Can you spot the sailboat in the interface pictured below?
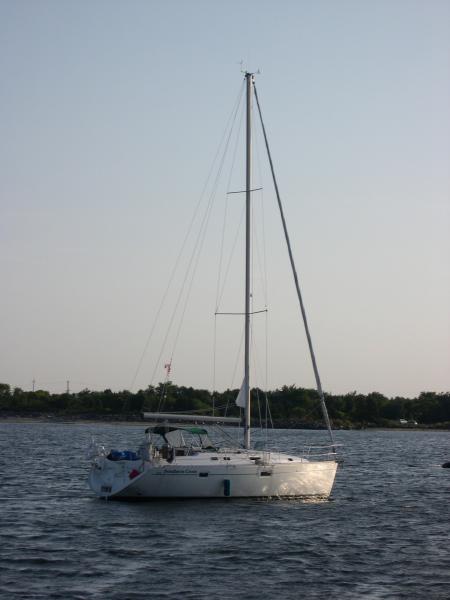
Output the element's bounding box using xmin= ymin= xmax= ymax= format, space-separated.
xmin=88 ymin=73 xmax=339 ymax=499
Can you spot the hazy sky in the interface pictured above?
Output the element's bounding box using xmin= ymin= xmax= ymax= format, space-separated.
xmin=1 ymin=0 xmax=449 ymax=398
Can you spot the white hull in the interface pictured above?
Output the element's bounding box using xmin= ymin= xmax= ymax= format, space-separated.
xmin=89 ymin=451 xmax=338 ymax=500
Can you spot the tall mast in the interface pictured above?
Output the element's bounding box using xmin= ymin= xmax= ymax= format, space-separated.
xmin=244 ymin=72 xmax=253 ymax=450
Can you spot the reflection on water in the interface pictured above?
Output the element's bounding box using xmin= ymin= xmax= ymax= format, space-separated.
xmin=0 ymin=423 xmax=449 ymax=599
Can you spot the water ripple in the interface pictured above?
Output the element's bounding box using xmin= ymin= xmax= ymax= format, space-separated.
xmin=1 ymin=424 xmax=450 ymax=599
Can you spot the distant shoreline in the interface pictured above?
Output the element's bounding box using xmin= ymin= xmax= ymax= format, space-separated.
xmin=1 ymin=414 xmax=448 ymax=431
xmin=2 ymin=384 xmax=448 ymax=430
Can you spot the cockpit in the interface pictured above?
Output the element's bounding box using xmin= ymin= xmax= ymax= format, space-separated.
xmin=144 ymin=425 xmax=217 ymax=462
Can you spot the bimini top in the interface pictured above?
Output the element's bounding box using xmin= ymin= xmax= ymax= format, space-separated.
xmin=145 ymin=425 xmax=208 ymax=436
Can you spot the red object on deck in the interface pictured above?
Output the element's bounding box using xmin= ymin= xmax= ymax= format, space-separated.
xmin=129 ymin=469 xmax=140 ymax=479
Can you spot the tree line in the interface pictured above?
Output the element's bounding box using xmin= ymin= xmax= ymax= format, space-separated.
xmin=0 ymin=382 xmax=449 ymax=428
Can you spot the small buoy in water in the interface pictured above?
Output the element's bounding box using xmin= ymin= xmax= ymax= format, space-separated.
xmin=442 ymin=462 xmax=450 ymax=468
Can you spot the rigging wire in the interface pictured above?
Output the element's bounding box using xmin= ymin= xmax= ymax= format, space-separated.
xmin=215 ymin=82 xmax=248 ymax=312
xmin=252 ymin=110 xmax=269 ymax=306
xmin=212 ymin=313 xmax=217 ymax=415
xmin=224 ymin=323 xmax=245 ymax=416
xmin=164 ymin=88 xmax=247 ymax=389
xmin=129 ymin=80 xmax=245 ymax=392
xmin=253 ymin=114 xmax=271 ymax=437
xmin=212 ymin=96 xmax=246 ymax=402
xmin=152 ymin=138 xmax=229 ymax=391
xmin=215 ymin=93 xmax=246 ymax=312
xmin=256 ymin=386 xmax=263 ymax=429
xmin=167 ymin=185 xmax=216 ymax=366
xmin=249 ymin=311 xmax=272 ymax=433
xmin=249 ymin=101 xmax=272 ymax=435
xmin=147 ymin=81 xmax=245 ymax=393
xmin=215 ymin=204 xmax=246 ymax=311
xmin=265 ymin=310 xmax=271 ymax=437
xmin=253 ymin=83 xmax=335 ymax=448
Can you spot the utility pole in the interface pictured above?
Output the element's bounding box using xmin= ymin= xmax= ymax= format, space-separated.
xmin=66 ymin=380 xmax=70 ymax=394
xmin=32 ymin=379 xmax=35 ymax=392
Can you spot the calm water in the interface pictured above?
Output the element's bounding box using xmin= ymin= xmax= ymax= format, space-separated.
xmin=0 ymin=423 xmax=449 ymax=599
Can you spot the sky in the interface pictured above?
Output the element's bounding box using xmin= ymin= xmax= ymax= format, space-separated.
xmin=1 ymin=0 xmax=449 ymax=398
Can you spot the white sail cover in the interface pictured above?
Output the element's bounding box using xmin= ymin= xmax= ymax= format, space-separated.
xmin=235 ymin=380 xmax=246 ymax=408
